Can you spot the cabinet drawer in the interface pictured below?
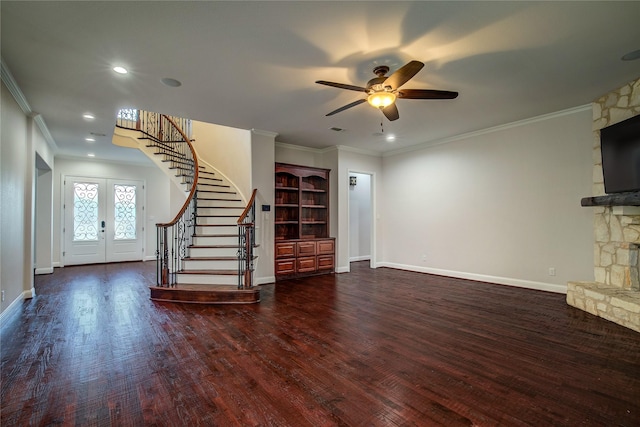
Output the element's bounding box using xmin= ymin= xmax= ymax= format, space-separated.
xmin=316 ymin=239 xmax=335 ymax=255
xmin=275 ymin=242 xmax=296 ymax=259
xmin=297 ymin=241 xmax=316 ymax=257
xmin=275 ymin=259 xmax=296 ymax=275
xmin=317 ymin=255 xmax=334 ymax=271
xmin=297 ymin=256 xmax=316 ymax=273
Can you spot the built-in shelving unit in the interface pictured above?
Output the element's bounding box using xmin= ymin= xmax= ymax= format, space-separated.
xmin=275 ymin=163 xmax=335 ymax=279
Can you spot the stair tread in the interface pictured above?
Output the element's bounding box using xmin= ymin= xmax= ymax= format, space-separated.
xmin=178 ymin=269 xmax=239 ymax=275
xmin=189 ymin=244 xmax=239 ymax=248
xmin=151 ymin=284 xmax=254 ymax=292
xmin=197 ymin=190 xmax=236 ymax=194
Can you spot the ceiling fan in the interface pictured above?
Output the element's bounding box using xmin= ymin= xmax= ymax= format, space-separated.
xmin=316 ymin=60 xmax=458 ymax=121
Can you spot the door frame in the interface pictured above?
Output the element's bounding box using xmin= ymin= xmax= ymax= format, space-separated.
xmin=346 ymin=168 xmax=376 ymax=271
xmin=60 ymin=174 xmax=146 ymax=267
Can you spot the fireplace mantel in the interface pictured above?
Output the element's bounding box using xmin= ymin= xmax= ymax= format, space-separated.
xmin=581 ymin=191 xmax=640 ymax=207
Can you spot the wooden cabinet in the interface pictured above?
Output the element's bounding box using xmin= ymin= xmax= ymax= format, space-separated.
xmin=275 ymin=238 xmax=335 ymax=278
xmin=275 ymin=163 xmax=335 ymax=279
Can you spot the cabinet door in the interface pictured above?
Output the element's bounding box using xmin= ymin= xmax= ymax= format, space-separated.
xmin=317 ymin=255 xmax=334 ymax=271
xmin=275 ymin=242 xmax=295 ymax=259
xmin=297 ymin=256 xmax=316 ymax=273
xmin=275 ymin=259 xmax=296 ymax=275
xmin=297 ymin=241 xmax=316 ymax=257
xmin=316 ymin=239 xmax=335 ymax=255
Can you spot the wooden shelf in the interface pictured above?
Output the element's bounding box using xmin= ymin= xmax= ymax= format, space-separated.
xmin=275 ymin=163 xmax=334 ymax=279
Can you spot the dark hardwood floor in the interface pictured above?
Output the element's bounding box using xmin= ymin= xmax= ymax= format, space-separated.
xmin=1 ymin=261 xmax=639 ymax=426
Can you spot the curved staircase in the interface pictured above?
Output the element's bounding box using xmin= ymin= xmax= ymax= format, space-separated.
xmin=114 ymin=110 xmax=259 ymax=304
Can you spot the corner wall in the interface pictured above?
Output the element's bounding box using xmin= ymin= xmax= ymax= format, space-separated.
xmin=1 ymin=81 xmax=55 ymax=321
xmin=380 ymin=106 xmax=594 ymax=292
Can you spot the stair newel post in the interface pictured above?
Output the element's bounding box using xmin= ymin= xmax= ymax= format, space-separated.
xmin=160 ymin=226 xmax=169 ymax=287
xmin=237 ymin=189 xmax=257 ymax=289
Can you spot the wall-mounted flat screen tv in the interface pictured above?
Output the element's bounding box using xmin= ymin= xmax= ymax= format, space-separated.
xmin=600 ymin=114 xmax=640 ymax=194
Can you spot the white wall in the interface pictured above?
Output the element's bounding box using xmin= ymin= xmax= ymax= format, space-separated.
xmin=251 ymin=130 xmax=276 ymax=283
xmin=1 ymin=82 xmax=30 ymax=317
xmin=191 ymin=120 xmax=252 ymax=201
xmin=53 ymin=157 xmax=173 ymax=264
xmin=381 ymin=107 xmax=594 ymax=292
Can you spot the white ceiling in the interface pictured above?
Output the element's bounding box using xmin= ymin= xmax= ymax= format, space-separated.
xmin=2 ymin=1 xmax=640 ymax=164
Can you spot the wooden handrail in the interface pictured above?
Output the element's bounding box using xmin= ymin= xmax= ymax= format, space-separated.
xmin=237 ymin=189 xmax=258 ymax=224
xmin=155 ymin=114 xmax=200 ymax=227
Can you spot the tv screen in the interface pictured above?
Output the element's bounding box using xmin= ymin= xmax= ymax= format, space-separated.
xmin=600 ymin=114 xmax=640 ymax=194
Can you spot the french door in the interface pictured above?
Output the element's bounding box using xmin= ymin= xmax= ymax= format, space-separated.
xmin=64 ymin=177 xmax=144 ymax=265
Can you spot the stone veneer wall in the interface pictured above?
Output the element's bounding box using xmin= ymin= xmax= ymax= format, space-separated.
xmin=567 ymin=77 xmax=640 ymax=333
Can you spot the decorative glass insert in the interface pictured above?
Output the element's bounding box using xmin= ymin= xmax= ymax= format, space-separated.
xmin=73 ymin=182 xmax=99 ymax=241
xmin=117 ymin=108 xmax=138 ymax=121
xmin=114 ymin=184 xmax=136 ymax=240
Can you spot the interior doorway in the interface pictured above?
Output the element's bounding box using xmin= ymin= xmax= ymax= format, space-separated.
xmin=348 ymin=171 xmax=374 ymax=268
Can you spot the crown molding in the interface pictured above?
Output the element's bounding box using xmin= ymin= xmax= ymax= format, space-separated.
xmin=383 ymin=104 xmax=593 ymax=158
xmin=275 ymin=141 xmax=323 ymax=153
xmin=251 ymin=128 xmax=279 ymax=138
xmin=335 ymin=144 xmax=381 ymax=157
xmin=1 ymin=57 xmax=59 ymax=152
xmin=1 ymin=57 xmax=31 ymax=114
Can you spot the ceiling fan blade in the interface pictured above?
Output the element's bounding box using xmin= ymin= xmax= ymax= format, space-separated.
xmin=383 ymin=60 xmax=424 ymax=90
xmin=316 ymin=80 xmax=368 ymax=92
xmin=381 ymin=103 xmax=399 ymax=121
xmin=397 ymin=89 xmax=459 ymax=99
xmin=326 ymin=99 xmax=367 ymax=116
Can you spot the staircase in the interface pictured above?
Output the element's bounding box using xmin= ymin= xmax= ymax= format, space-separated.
xmin=114 ymin=110 xmax=259 ymax=304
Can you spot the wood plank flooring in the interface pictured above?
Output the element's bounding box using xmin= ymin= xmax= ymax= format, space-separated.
xmin=2 ymin=261 xmax=639 ymax=426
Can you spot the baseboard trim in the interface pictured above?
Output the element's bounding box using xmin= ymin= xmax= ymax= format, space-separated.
xmin=255 ymin=276 xmax=276 ymax=286
xmin=35 ymin=267 xmax=54 ymax=275
xmin=336 ymin=266 xmax=350 ymax=274
xmin=378 ymin=262 xmax=567 ymax=294
xmin=349 ymin=256 xmax=371 ymax=262
xmin=144 ymin=256 xmax=156 ymax=262
xmin=0 ymin=292 xmax=26 ymax=327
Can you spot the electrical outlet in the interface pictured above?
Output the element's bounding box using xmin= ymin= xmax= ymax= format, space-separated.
xmin=1 ymin=290 xmax=4 ymax=302
xmin=422 ymin=254 xmax=427 ymax=262
xmin=548 ymin=267 xmax=556 ymax=276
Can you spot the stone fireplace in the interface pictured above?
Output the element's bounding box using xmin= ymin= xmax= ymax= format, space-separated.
xmin=566 ymin=77 xmax=640 ymax=333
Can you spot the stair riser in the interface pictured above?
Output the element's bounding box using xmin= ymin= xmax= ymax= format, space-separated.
xmin=198 ymin=203 xmax=244 ymax=211
xmin=177 ymin=274 xmax=240 ymax=286
xmin=195 ymin=225 xmax=237 ymax=235
xmin=197 ymin=194 xmax=241 ymax=202
xmin=197 ymin=207 xmax=244 ymax=215
xmin=189 ymin=247 xmax=238 ymax=257
xmin=183 ymin=259 xmax=238 ymax=270
xmin=192 ymin=236 xmax=237 ymax=246
xmin=196 ymin=216 xmax=238 ymax=226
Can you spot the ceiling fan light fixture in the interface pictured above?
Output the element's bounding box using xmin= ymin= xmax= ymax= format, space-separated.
xmin=367 ymin=91 xmax=396 ymax=108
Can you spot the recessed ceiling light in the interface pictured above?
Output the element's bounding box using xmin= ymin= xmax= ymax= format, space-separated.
xmin=83 ymin=113 xmax=95 ymax=120
xmin=113 ymin=66 xmax=128 ymax=74
xmin=87 ymin=153 xmax=95 ymax=158
xmin=161 ymin=77 xmax=182 ymax=87
xmin=621 ymin=49 xmax=640 ymax=61
xmin=85 ymin=137 xmax=96 ymax=142
xmin=386 ymin=135 xmax=396 ymax=142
